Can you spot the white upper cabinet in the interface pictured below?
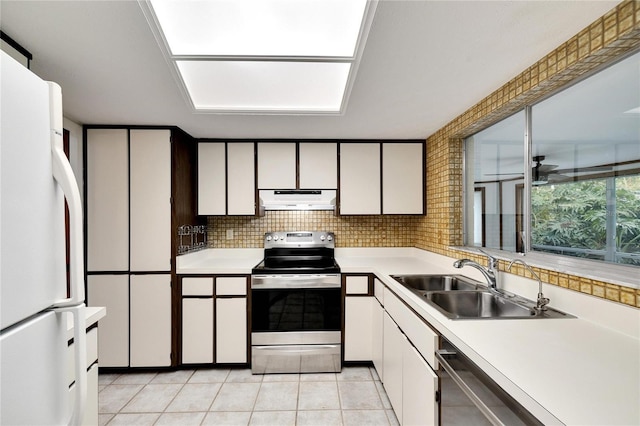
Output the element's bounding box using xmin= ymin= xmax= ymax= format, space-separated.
xmin=86 ymin=129 xmax=129 ymax=272
xmin=227 ymin=143 xmax=256 ymax=215
xmin=129 ymin=129 xmax=171 ymax=272
xmin=299 ymin=142 xmax=337 ymax=189
xmin=198 ymin=142 xmax=255 ymax=215
xmin=198 ymin=143 xmax=226 ymax=215
xmin=339 ymin=143 xmax=381 ymax=215
xmin=258 ymin=143 xmax=296 ymax=189
xmin=382 ymin=143 xmax=424 ymax=214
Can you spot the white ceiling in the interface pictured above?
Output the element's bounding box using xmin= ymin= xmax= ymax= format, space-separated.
xmin=0 ymin=0 xmax=620 ymax=140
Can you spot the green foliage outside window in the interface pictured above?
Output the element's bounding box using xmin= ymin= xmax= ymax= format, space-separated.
xmin=531 ymin=176 xmax=640 ymax=266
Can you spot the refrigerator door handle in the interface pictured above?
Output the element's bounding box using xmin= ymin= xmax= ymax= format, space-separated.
xmin=48 ymin=82 xmax=88 ymax=425
xmin=48 ymin=82 xmax=85 ymax=308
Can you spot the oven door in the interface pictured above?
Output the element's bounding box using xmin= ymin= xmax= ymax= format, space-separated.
xmin=250 ymin=274 xmax=341 ymax=373
xmin=251 ymin=274 xmax=341 ymax=333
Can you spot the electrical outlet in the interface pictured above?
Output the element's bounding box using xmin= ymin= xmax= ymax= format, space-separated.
xmin=226 ymin=229 xmax=233 ymax=240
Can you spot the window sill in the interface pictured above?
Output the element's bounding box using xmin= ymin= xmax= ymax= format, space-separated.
xmin=452 ymin=246 xmax=640 ymax=290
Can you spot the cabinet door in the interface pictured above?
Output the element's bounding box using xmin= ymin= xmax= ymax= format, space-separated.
xmin=382 ymin=143 xmax=424 ymax=214
xmin=403 ymin=342 xmax=438 ymax=426
xmin=372 ymin=298 xmax=384 ymax=381
xmin=344 ymin=297 xmax=373 ymax=361
xmin=383 ymin=312 xmax=404 ymax=423
xmin=339 ymin=143 xmax=381 ymax=214
xmin=384 ymin=287 xmax=439 ymax=369
xmin=198 ymin=143 xmax=226 ymax=215
xmin=129 ymin=129 xmax=171 ymax=272
xmin=258 ymin=143 xmax=296 ymax=189
xmin=299 ymin=142 xmax=337 ymax=189
xmin=86 ymin=129 xmax=129 ymax=271
xmin=216 ymin=298 xmax=247 ymax=363
xmin=182 ymin=298 xmax=214 ymax=364
xmin=227 ymin=143 xmax=256 ymax=215
xmin=130 ymin=274 xmax=172 ymax=367
xmin=87 ymin=275 xmax=129 ymax=367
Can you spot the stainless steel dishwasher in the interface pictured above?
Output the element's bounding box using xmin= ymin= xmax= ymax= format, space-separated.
xmin=436 ymin=337 xmax=544 ymax=426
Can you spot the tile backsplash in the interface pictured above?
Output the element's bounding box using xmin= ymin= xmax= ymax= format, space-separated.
xmin=207 ymin=211 xmax=419 ymax=248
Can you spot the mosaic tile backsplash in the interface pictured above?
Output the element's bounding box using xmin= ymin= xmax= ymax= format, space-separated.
xmin=205 ymin=1 xmax=640 ymax=308
xmin=207 ymin=211 xmax=419 ymax=248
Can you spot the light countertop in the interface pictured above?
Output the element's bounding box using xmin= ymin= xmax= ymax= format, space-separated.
xmin=66 ymin=306 xmax=106 ymax=339
xmin=177 ymin=247 xmax=640 ymax=425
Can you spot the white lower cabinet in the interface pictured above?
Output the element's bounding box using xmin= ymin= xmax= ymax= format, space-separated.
xmin=182 ymin=298 xmax=214 ymax=364
xmin=403 ymin=340 xmax=438 ymax=426
xmin=87 ymin=275 xmax=129 ymax=367
xmin=372 ymin=297 xmax=384 ymax=380
xmin=216 ymin=298 xmax=247 ymax=363
xmin=378 ymin=285 xmax=439 ymax=426
xmin=180 ymin=275 xmax=248 ymax=365
xmin=383 ymin=312 xmax=405 ymax=423
xmin=130 ymin=274 xmax=172 ymax=367
xmin=344 ymin=296 xmax=374 ymax=361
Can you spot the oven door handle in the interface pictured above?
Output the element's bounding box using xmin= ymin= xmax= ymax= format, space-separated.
xmin=251 ymin=275 xmax=341 ymax=289
xmin=253 ymin=344 xmax=340 ymax=356
xmin=435 ymin=349 xmax=506 ymax=426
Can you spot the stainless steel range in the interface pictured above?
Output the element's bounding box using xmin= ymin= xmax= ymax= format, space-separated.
xmin=251 ymin=231 xmax=341 ymax=374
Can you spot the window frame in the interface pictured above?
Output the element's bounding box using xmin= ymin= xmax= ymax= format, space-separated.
xmin=460 ymin=52 xmax=640 ymax=290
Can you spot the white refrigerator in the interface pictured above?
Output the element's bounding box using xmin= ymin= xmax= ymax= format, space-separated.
xmin=1 ymin=50 xmax=88 ymax=425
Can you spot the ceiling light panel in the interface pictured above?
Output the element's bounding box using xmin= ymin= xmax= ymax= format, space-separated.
xmin=176 ymin=60 xmax=351 ymax=112
xmin=149 ymin=0 xmax=368 ymax=57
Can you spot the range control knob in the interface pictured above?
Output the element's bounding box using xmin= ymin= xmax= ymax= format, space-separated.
xmin=266 ymin=235 xmax=272 ymax=241
xmin=327 ymin=235 xmax=333 ymax=241
xmin=320 ymin=235 xmax=326 ymax=241
xmin=273 ymin=235 xmax=279 ymax=241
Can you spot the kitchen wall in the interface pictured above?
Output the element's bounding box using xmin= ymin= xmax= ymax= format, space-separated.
xmin=415 ymin=0 xmax=640 ymax=308
xmin=205 ymin=1 xmax=639 ymax=307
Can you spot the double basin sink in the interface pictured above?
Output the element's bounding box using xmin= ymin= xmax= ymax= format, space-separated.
xmin=391 ymin=274 xmax=571 ymax=319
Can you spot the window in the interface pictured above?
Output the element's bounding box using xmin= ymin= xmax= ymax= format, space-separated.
xmin=465 ymin=50 xmax=640 ymax=269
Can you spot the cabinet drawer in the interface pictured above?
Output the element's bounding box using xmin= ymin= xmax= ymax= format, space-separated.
xmin=345 ymin=276 xmax=369 ymax=295
xmin=182 ymin=277 xmax=214 ymax=296
xmin=384 ymin=287 xmax=438 ymax=369
xmin=216 ymin=277 xmax=247 ymax=296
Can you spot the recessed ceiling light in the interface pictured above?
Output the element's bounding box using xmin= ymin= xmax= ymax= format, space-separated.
xmin=140 ymin=0 xmax=377 ymax=115
xmin=176 ymin=60 xmax=351 ymax=112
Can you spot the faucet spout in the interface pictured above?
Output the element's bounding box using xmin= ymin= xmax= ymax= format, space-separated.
xmin=453 ymin=259 xmax=497 ymax=291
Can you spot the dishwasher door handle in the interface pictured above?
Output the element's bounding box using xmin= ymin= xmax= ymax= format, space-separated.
xmin=435 ymin=349 xmax=506 ymax=426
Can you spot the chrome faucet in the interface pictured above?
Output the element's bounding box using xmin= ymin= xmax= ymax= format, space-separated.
xmin=507 ymin=258 xmax=549 ymax=312
xmin=453 ymin=250 xmax=499 ymax=292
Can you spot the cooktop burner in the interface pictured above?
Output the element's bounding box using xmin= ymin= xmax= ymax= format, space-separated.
xmin=252 ymin=231 xmax=340 ymax=275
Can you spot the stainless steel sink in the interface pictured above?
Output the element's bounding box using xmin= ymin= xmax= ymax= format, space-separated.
xmin=425 ymin=290 xmax=572 ymax=320
xmin=391 ymin=274 xmax=573 ymax=320
xmin=391 ymin=274 xmax=482 ymax=293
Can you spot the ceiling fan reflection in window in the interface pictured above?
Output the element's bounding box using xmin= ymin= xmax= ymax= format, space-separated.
xmin=486 ymin=155 xmax=612 ymax=185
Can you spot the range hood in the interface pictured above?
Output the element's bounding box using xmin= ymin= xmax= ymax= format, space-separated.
xmin=259 ymin=189 xmax=336 ymax=212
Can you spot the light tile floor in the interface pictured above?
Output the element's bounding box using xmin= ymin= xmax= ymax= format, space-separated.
xmin=98 ymin=366 xmax=399 ymax=426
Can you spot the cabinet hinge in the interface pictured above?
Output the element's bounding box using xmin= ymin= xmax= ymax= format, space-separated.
xmin=435 ymin=390 xmax=441 ymax=403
